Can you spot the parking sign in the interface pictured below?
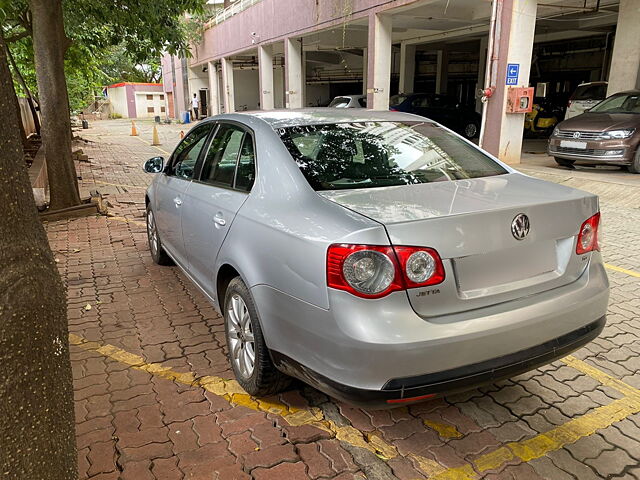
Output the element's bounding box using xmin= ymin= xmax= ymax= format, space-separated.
xmin=506 ymin=63 xmax=519 ymax=85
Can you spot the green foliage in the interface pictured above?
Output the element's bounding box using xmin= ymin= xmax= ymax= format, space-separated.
xmin=108 ymin=112 xmax=122 ymax=119
xmin=1 ymin=0 xmax=207 ymax=111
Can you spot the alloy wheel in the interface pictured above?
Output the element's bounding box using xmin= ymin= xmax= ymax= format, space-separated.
xmin=464 ymin=123 xmax=478 ymax=138
xmin=147 ymin=210 xmax=158 ymax=256
xmin=226 ymin=294 xmax=255 ymax=379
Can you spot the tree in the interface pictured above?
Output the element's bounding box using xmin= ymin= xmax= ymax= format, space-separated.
xmin=0 ymin=33 xmax=77 ymax=479
xmin=29 ymin=0 xmax=81 ymax=210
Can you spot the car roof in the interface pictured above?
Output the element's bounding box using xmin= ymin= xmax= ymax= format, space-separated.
xmin=209 ymin=108 xmax=426 ymax=129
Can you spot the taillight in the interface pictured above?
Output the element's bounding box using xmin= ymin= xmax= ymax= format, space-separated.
xmin=327 ymin=244 xmax=445 ymax=299
xmin=576 ymin=213 xmax=600 ymax=254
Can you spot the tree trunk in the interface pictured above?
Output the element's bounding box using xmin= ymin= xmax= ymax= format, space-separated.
xmin=0 ymin=34 xmax=77 ymax=480
xmin=5 ymin=41 xmax=42 ymax=136
xmin=29 ymin=0 xmax=81 ymax=210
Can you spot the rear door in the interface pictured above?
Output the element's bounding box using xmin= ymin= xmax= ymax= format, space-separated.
xmin=181 ymin=122 xmax=256 ymax=295
xmin=154 ymin=123 xmax=213 ymax=265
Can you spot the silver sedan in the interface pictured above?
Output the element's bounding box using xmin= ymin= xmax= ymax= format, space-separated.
xmin=143 ymin=109 xmax=609 ymax=407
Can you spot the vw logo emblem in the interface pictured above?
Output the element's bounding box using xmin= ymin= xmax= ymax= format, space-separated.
xmin=511 ymin=214 xmax=530 ymax=240
xmin=573 ymin=132 xmax=581 ymax=139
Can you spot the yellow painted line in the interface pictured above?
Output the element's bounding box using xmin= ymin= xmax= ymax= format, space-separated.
xmin=95 ymin=180 xmax=147 ymax=189
xmin=563 ymin=355 xmax=640 ymax=399
xmin=67 ymin=333 xmax=442 ymax=473
xmin=423 ymin=419 xmax=463 ymax=439
xmin=604 ymin=263 xmax=640 ymax=279
xmin=133 ymin=135 xmax=171 ymax=155
xmin=107 ymin=215 xmax=146 ymax=228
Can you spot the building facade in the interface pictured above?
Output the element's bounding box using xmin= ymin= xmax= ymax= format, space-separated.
xmin=106 ymin=82 xmax=166 ymax=119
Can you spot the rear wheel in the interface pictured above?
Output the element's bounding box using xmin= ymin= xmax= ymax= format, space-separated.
xmin=146 ymin=205 xmax=173 ymax=265
xmin=554 ymin=157 xmax=575 ymax=169
xmin=628 ymin=148 xmax=640 ymax=174
xmin=224 ymin=277 xmax=291 ymax=396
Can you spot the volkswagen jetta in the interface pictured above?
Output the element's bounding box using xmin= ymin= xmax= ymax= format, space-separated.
xmin=143 ymin=109 xmax=609 ymax=407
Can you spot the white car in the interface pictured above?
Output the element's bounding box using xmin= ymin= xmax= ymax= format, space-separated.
xmin=328 ymin=95 xmax=366 ymax=108
xmin=565 ymin=82 xmax=608 ymax=120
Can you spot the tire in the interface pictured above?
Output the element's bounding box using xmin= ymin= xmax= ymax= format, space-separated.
xmin=628 ymin=148 xmax=640 ymax=174
xmin=146 ymin=205 xmax=173 ymax=265
xmin=462 ymin=121 xmax=479 ymax=139
xmin=554 ymin=157 xmax=575 ymax=169
xmin=223 ymin=277 xmax=291 ymax=396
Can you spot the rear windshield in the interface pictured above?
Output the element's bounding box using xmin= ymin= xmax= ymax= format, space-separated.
xmin=389 ymin=94 xmax=409 ymax=106
xmin=590 ymin=93 xmax=640 ymax=114
xmin=571 ymin=84 xmax=607 ymax=101
xmin=277 ymin=121 xmax=507 ymax=191
xmin=328 ymin=97 xmax=350 ymax=108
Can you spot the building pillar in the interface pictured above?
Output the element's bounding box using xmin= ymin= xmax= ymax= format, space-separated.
xmin=207 ymin=61 xmax=221 ymax=116
xmin=607 ymin=0 xmax=640 ymax=95
xmin=476 ymin=36 xmax=489 ymax=113
xmin=285 ymin=37 xmax=304 ymax=109
xmin=362 ymin=48 xmax=368 ymax=95
xmin=221 ymin=57 xmax=235 ymax=113
xmin=258 ymin=45 xmax=275 ymax=110
xmin=366 ymin=13 xmax=392 ymax=111
xmin=399 ymin=43 xmax=416 ymax=94
xmin=435 ymin=49 xmax=448 ymax=94
xmin=480 ymin=0 xmax=537 ymax=165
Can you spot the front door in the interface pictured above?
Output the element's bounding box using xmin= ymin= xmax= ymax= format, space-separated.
xmin=154 ymin=123 xmax=213 ymax=266
xmin=181 ymin=123 xmax=256 ymax=296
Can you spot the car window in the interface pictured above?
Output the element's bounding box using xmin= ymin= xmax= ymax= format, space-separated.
xmin=329 ymin=97 xmax=350 ymax=108
xmin=358 ymin=97 xmax=367 ymax=108
xmin=200 ymin=124 xmax=245 ymax=187
xmin=389 ymin=94 xmax=409 ymax=107
xmin=571 ymin=84 xmax=607 ymax=101
xmin=278 ymin=121 xmax=507 ymax=191
xmin=590 ymin=93 xmax=640 ymax=114
xmin=170 ymin=124 xmax=212 ymax=180
xmin=235 ymin=135 xmax=256 ymax=192
xmin=411 ymin=96 xmax=430 ymax=108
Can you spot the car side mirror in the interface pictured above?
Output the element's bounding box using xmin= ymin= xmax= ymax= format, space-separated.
xmin=143 ymin=156 xmax=164 ymax=173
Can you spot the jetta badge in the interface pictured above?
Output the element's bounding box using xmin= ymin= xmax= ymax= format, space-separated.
xmin=511 ymin=214 xmax=530 ymax=240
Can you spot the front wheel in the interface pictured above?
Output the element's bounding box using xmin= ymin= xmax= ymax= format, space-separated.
xmin=554 ymin=157 xmax=575 ymax=169
xmin=462 ymin=121 xmax=479 ymax=139
xmin=146 ymin=205 xmax=173 ymax=265
xmin=224 ymin=277 xmax=291 ymax=396
xmin=627 ymin=148 xmax=640 ymax=174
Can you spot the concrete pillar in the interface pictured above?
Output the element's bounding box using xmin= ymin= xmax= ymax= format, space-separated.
xmin=362 ymin=48 xmax=368 ymax=95
xmin=207 ymin=61 xmax=221 ymax=116
xmin=221 ymin=57 xmax=235 ymax=113
xmin=285 ymin=37 xmax=304 ymax=109
xmin=435 ymin=49 xmax=448 ymax=94
xmin=480 ymin=0 xmax=537 ymax=165
xmin=258 ymin=45 xmax=275 ymax=110
xmin=399 ymin=43 xmax=416 ymax=94
xmin=366 ymin=13 xmax=392 ymax=110
xmin=607 ymin=0 xmax=640 ymax=95
xmin=476 ymin=36 xmax=489 ymax=113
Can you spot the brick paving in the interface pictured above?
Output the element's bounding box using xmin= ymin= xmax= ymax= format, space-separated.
xmin=44 ymin=119 xmax=640 ymax=479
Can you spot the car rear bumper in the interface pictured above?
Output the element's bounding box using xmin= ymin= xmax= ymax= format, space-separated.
xmin=271 ymin=316 xmax=605 ymax=408
xmin=252 ymin=255 xmax=609 ymax=405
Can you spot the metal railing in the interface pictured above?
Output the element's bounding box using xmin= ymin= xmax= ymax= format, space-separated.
xmin=208 ymin=0 xmax=263 ymax=26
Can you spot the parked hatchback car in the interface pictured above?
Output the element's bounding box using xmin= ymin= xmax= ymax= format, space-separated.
xmin=144 ymin=109 xmax=608 ymax=407
xmin=549 ymin=90 xmax=640 ymax=173
xmin=389 ymin=93 xmax=481 ymax=139
xmin=328 ymin=95 xmax=366 ymax=108
xmin=565 ymin=81 xmax=608 ymax=120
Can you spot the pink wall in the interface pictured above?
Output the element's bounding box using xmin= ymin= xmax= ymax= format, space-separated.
xmin=189 ymin=0 xmax=419 ymax=66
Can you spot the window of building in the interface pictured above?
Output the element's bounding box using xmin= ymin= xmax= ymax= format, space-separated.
xmin=147 ymin=106 xmax=155 ymax=113
xmin=160 ymin=106 xmax=166 ymax=113
xmin=160 ymin=94 xmax=165 ymax=101
xmin=146 ymin=94 xmax=154 ymax=100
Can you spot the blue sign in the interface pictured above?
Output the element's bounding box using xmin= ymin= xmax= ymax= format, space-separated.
xmin=506 ymin=63 xmax=519 ymax=85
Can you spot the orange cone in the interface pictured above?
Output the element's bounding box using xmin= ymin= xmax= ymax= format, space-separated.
xmin=152 ymin=125 xmax=161 ymax=146
xmin=179 ymin=130 xmax=184 ymax=139
xmin=130 ymin=120 xmax=138 ymax=136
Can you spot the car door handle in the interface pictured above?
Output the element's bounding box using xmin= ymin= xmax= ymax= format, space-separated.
xmin=213 ymin=216 xmax=226 ymax=227
xmin=173 ymin=197 xmax=182 ymax=207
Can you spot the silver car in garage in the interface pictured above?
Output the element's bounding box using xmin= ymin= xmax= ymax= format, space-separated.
xmin=143 ymin=109 xmax=609 ymax=407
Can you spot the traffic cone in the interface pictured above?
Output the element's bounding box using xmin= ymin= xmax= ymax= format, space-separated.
xmin=130 ymin=120 xmax=138 ymax=136
xmin=179 ymin=130 xmax=184 ymax=139
xmin=152 ymin=125 xmax=161 ymax=146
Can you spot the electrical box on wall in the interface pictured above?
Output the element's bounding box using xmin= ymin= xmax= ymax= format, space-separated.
xmin=506 ymin=87 xmax=534 ymax=113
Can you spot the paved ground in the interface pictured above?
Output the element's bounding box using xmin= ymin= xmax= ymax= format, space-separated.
xmin=47 ymin=118 xmax=640 ymax=479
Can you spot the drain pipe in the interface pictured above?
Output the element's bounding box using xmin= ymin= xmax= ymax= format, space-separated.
xmin=479 ymin=0 xmax=503 ymax=148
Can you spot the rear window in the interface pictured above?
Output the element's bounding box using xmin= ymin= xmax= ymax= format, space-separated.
xmin=329 ymin=97 xmax=350 ymax=108
xmin=389 ymin=94 xmax=409 ymax=106
xmin=277 ymin=122 xmax=507 ymax=191
xmin=571 ymin=84 xmax=607 ymax=101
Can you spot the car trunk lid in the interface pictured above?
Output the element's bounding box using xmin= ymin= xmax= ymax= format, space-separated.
xmin=319 ymin=173 xmax=598 ymax=316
